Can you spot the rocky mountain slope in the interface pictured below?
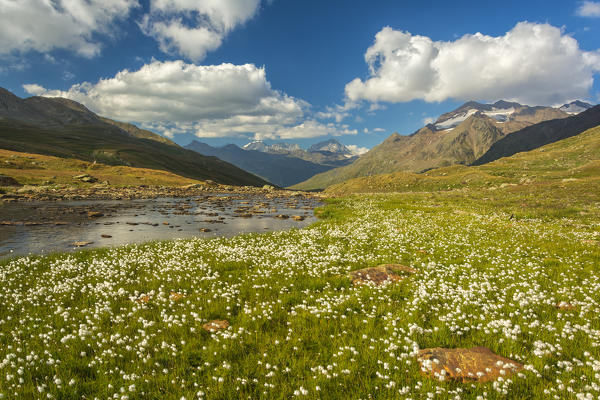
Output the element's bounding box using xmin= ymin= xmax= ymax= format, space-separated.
xmin=292 ymin=100 xmax=575 ymax=190
xmin=473 ymin=105 xmax=600 ymax=165
xmin=0 ymin=88 xmax=267 ymax=186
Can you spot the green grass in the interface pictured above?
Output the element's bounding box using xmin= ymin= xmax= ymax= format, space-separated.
xmin=0 ymin=148 xmax=206 ymax=187
xmin=0 ymin=179 xmax=599 ymax=399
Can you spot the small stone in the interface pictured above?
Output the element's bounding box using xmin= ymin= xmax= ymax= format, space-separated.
xmin=202 ymin=319 xmax=230 ymax=332
xmin=73 ymin=241 xmax=93 ymax=247
xmin=417 ymin=347 xmax=523 ymax=383
xmin=182 ymin=183 xmax=205 ymax=190
xmin=291 ymin=215 xmax=305 ymax=221
xmin=199 ymin=228 xmax=212 ymax=232
xmin=87 ymin=211 xmax=104 ymax=218
xmin=101 ymin=234 xmax=112 ymax=238
xmin=0 ymin=221 xmax=20 ymax=226
xmin=275 ymin=214 xmax=289 ymax=219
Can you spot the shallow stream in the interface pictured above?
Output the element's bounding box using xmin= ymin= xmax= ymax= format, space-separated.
xmin=0 ymin=193 xmax=320 ymax=258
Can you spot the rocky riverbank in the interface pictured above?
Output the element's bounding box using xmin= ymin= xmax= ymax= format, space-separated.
xmin=0 ymin=181 xmax=323 ymax=203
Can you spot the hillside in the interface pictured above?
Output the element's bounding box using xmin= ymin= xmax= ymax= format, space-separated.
xmin=0 ymin=88 xmax=267 ymax=186
xmin=473 ymin=105 xmax=600 ymax=165
xmin=0 ymin=148 xmax=202 ymax=187
xmin=292 ymin=100 xmax=571 ymax=190
xmin=326 ymin=124 xmax=600 ymax=195
xmin=185 ymin=141 xmax=335 ymax=187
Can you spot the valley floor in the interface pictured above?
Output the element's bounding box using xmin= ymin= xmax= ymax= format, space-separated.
xmin=0 ymin=183 xmax=599 ymax=399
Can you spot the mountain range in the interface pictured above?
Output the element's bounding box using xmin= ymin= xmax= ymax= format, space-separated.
xmin=291 ymin=100 xmax=594 ymax=190
xmin=1 ymin=86 xmax=597 ymax=192
xmin=0 ymin=88 xmax=267 ymax=186
xmin=186 ymin=138 xmax=357 ymax=187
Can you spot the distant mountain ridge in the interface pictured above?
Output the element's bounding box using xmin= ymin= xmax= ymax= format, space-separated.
xmin=186 ymin=138 xmax=357 ymax=187
xmin=243 ymin=138 xmax=354 ymax=157
xmin=292 ymin=100 xmax=588 ymax=190
xmin=0 ymin=88 xmax=267 ymax=186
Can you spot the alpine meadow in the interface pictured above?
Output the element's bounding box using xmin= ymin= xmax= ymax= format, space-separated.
xmin=0 ymin=1 xmax=599 ymax=399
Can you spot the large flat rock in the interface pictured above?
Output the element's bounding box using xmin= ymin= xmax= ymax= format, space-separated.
xmin=417 ymin=346 xmax=523 ymax=383
xmin=350 ymin=264 xmax=417 ymax=286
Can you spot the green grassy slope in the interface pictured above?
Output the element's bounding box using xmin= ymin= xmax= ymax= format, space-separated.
xmin=0 ymin=121 xmax=268 ymax=186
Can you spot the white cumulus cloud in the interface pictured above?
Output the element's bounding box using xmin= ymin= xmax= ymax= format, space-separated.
xmin=576 ymin=1 xmax=600 ymax=17
xmin=346 ymin=145 xmax=369 ymax=155
xmin=141 ymin=0 xmax=262 ymax=61
xmin=24 ymin=60 xmax=353 ymax=140
xmin=0 ymin=0 xmax=139 ymax=57
xmin=345 ymin=22 xmax=600 ymax=106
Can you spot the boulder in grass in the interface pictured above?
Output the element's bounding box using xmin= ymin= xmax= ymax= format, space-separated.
xmin=350 ymin=264 xmax=416 ymax=286
xmin=417 ymin=347 xmax=523 ymax=383
xmin=0 ymin=175 xmax=21 ymax=186
xmin=202 ymin=319 xmax=229 ymax=332
xmin=556 ymin=301 xmax=578 ymax=311
xmin=73 ymin=174 xmax=98 ymax=183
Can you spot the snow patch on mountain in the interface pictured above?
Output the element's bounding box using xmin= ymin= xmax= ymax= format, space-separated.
xmin=434 ymin=101 xmax=520 ymax=131
xmin=242 ymin=140 xmax=268 ymax=152
xmin=308 ymin=139 xmax=352 ymax=155
xmin=559 ymin=101 xmax=594 ymax=115
xmin=243 ymin=138 xmax=353 ymax=156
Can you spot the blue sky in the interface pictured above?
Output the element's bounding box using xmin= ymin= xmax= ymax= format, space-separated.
xmin=1 ymin=0 xmax=600 ymax=153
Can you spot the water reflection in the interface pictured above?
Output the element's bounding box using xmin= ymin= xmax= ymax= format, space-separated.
xmin=0 ymin=194 xmax=320 ymax=258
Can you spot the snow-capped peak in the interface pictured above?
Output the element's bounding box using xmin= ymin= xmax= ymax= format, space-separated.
xmin=433 ymin=101 xmax=520 ymax=131
xmin=242 ymin=140 xmax=268 ymax=152
xmin=308 ymin=138 xmax=351 ymax=155
xmin=559 ymin=101 xmax=594 ymax=115
xmin=269 ymin=142 xmax=301 ymax=153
